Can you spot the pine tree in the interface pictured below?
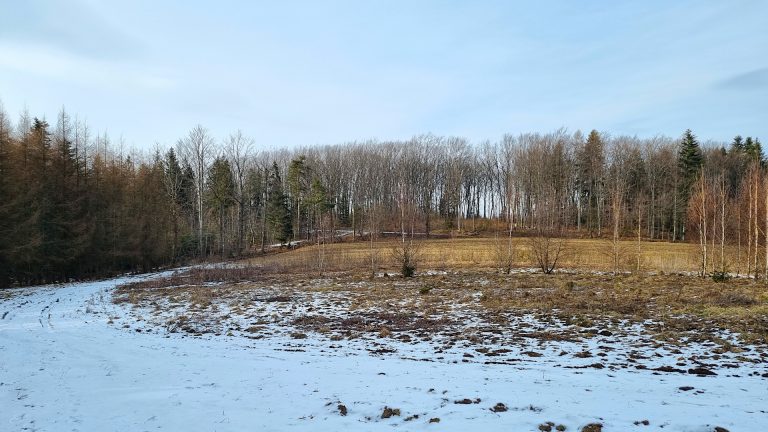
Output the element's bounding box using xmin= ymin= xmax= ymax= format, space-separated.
xmin=308 ymin=178 xmax=334 ymax=229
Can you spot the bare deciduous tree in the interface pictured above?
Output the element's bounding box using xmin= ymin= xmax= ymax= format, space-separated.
xmin=224 ymin=130 xmax=254 ymax=255
xmin=178 ymin=125 xmax=213 ymax=257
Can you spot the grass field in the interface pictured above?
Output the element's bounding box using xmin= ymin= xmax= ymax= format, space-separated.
xmin=246 ymin=236 xmax=706 ymax=275
xmin=234 ymin=236 xmax=768 ymax=342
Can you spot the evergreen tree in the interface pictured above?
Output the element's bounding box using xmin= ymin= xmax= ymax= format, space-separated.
xmin=134 ymin=158 xmax=173 ymax=271
xmin=679 ymin=129 xmax=703 ymax=186
xmin=676 ymin=129 xmax=703 ymax=240
xmin=287 ymin=155 xmax=310 ymax=239
xmin=162 ymin=148 xmax=185 ymax=259
xmin=730 ymin=135 xmax=744 ymax=153
xmin=245 ymin=166 xmax=266 ymax=251
xmin=206 ymin=157 xmax=235 ymax=256
xmin=744 ymin=136 xmax=764 ymax=163
xmin=577 ymin=130 xmax=605 ymax=236
xmin=267 ymin=162 xmax=292 ymax=245
xmin=308 ymin=178 xmax=334 ymax=226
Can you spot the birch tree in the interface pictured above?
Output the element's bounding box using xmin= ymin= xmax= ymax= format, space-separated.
xmin=178 ymin=125 xmax=213 ymax=257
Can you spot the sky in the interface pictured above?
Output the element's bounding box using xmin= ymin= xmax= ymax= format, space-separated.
xmin=0 ymin=0 xmax=766 ymax=151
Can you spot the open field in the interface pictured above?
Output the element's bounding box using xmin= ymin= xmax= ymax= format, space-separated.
xmin=114 ymin=264 xmax=768 ymax=345
xmin=3 ymin=239 xmax=768 ymax=431
xmin=248 ymin=236 xmax=710 ymax=275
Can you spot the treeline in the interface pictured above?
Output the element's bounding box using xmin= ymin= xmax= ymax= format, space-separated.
xmin=0 ymin=102 xmax=764 ymax=286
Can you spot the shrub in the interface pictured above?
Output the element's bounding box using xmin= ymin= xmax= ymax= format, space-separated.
xmin=391 ymin=240 xmax=420 ymax=278
xmin=711 ymin=271 xmax=731 ymax=283
xmin=715 ymin=291 xmax=757 ymax=307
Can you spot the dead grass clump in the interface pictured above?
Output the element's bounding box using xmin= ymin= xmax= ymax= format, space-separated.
xmin=165 ymin=315 xmax=190 ymax=333
xmin=411 ymin=316 xmax=451 ymax=332
xmin=263 ymin=295 xmax=292 ymax=303
xmin=292 ymin=315 xmax=331 ymax=327
xmin=713 ymin=291 xmax=758 ymax=307
xmin=340 ymin=316 xmax=368 ymax=330
xmin=189 ymin=287 xmax=215 ymax=308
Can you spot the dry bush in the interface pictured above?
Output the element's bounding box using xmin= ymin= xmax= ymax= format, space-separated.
xmin=492 ymin=233 xmax=516 ymax=274
xmin=390 ymin=240 xmax=422 ymax=277
xmin=599 ymin=239 xmax=634 ymax=275
xmin=528 ymin=236 xmax=567 ymax=274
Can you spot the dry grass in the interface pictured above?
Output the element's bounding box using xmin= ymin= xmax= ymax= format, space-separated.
xmin=110 ymin=237 xmax=768 ymax=346
xmin=473 ymin=272 xmax=768 ymax=341
xmin=245 ymin=237 xmax=704 ymax=274
xmin=114 ymin=258 xmax=768 ymax=344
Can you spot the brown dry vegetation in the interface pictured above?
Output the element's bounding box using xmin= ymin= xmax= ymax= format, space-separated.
xmin=474 ymin=271 xmax=768 ymax=343
xmin=247 ymin=237 xmax=704 ymax=275
xmin=113 ymin=239 xmax=768 ymax=345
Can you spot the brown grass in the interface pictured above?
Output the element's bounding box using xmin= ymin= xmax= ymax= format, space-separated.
xmin=112 ymin=237 xmax=768 ymax=345
xmin=473 ymin=272 xmax=768 ymax=340
xmin=114 ymin=259 xmax=768 ymax=344
xmin=245 ymin=237 xmax=703 ymax=274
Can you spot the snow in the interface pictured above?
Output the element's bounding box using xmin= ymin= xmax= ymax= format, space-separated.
xmin=1 ymin=272 xmax=766 ymax=431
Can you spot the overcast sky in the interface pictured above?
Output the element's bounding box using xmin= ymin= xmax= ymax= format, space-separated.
xmin=1 ymin=0 xmax=766 ymax=150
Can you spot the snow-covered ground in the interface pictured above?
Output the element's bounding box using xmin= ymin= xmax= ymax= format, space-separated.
xmin=1 ymin=272 xmax=766 ymax=431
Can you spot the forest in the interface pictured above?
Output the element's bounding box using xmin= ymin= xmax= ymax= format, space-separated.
xmin=0 ymin=104 xmax=764 ymax=287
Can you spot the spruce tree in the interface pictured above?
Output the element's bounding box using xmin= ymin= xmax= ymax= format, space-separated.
xmin=730 ymin=135 xmax=744 ymax=153
xmin=677 ymin=129 xmax=703 ymax=240
xmin=266 ymin=162 xmax=292 ymax=245
xmin=578 ymin=129 xmax=605 ymax=236
xmin=206 ymin=157 xmax=235 ymax=255
xmin=744 ymin=136 xmax=764 ymax=163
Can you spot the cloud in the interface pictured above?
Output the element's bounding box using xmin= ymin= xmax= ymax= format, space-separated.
xmin=716 ymin=67 xmax=768 ymax=91
xmin=0 ymin=0 xmax=139 ymax=60
xmin=0 ymin=42 xmax=175 ymax=92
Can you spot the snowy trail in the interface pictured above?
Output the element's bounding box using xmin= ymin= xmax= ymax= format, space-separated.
xmin=1 ymin=275 xmax=766 ymax=431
